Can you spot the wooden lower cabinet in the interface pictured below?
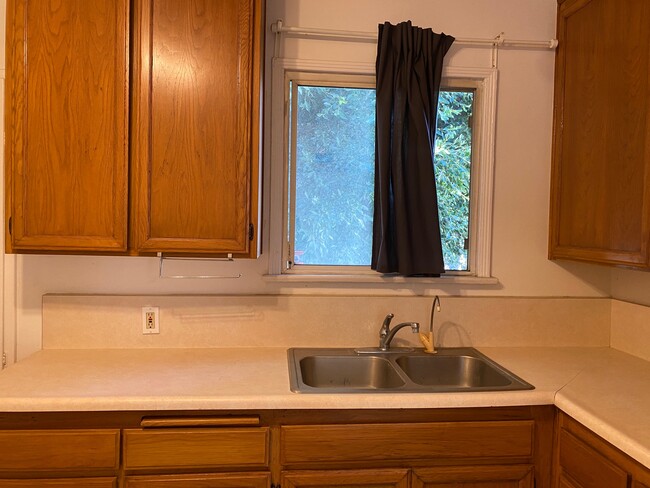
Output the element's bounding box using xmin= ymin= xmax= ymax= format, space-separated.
xmin=412 ymin=466 xmax=533 ymax=488
xmin=124 ymin=472 xmax=271 ymax=488
xmin=122 ymin=427 xmax=269 ymax=472
xmin=0 ymin=429 xmax=119 ymax=487
xmin=0 ymin=407 xmax=557 ymax=488
xmin=281 ymin=466 xmax=534 ymax=488
xmin=0 ymin=479 xmax=116 ymax=488
xmin=281 ymin=469 xmax=410 ymax=488
xmin=553 ymin=412 xmax=650 ymax=488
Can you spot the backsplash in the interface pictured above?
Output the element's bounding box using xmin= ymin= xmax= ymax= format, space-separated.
xmin=42 ymin=295 xmax=611 ymax=350
xmin=610 ymin=300 xmax=650 ymax=362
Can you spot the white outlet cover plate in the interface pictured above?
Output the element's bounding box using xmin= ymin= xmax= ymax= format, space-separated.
xmin=142 ymin=306 xmax=160 ymax=335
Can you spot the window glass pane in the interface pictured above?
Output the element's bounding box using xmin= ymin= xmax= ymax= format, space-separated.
xmin=435 ymin=90 xmax=474 ymax=271
xmin=291 ymin=84 xmax=473 ymax=271
xmin=294 ymin=85 xmax=376 ymax=265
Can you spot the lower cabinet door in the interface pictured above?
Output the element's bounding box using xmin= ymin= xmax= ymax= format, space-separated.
xmin=558 ymin=473 xmax=582 ymax=488
xmin=281 ymin=469 xmax=410 ymax=488
xmin=124 ymin=472 xmax=270 ymax=488
xmin=412 ymin=465 xmax=534 ymax=488
xmin=0 ymin=478 xmax=116 ymax=487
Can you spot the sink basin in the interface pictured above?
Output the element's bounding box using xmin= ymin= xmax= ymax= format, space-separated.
xmin=288 ymin=347 xmax=533 ymax=393
xmin=299 ymin=356 xmax=405 ymax=389
xmin=395 ymin=354 xmax=512 ymax=387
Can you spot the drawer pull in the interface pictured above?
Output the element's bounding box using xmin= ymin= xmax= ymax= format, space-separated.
xmin=140 ymin=416 xmax=260 ymax=428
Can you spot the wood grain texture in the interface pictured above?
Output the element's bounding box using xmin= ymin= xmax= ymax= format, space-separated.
xmin=0 ymin=429 xmax=119 ymax=472
xmin=557 ymin=475 xmax=581 ymax=488
xmin=140 ymin=415 xmax=260 ymax=428
xmin=5 ymin=0 xmax=129 ymax=252
xmin=123 ymin=427 xmax=269 ymax=470
xmin=0 ymin=479 xmax=116 ymax=488
xmin=412 ymin=465 xmax=534 ymax=488
xmin=557 ymin=430 xmax=628 ymax=487
xmin=124 ymin=472 xmax=271 ymax=488
xmin=549 ymin=0 xmax=650 ymax=267
xmin=280 ymin=421 xmax=534 ymax=466
xmin=281 ymin=469 xmax=410 ymax=488
xmin=553 ymin=412 xmax=650 ymax=488
xmin=131 ymin=0 xmax=264 ymax=255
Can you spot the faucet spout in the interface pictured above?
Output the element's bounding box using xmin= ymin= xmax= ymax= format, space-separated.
xmin=419 ymin=295 xmax=441 ymax=354
xmin=379 ymin=320 xmax=420 ymax=351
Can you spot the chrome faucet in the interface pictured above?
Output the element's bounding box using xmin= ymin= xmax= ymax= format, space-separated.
xmin=378 ymin=313 xmax=420 ymax=351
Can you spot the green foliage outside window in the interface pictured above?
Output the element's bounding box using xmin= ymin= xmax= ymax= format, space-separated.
xmin=292 ymin=84 xmax=473 ymax=270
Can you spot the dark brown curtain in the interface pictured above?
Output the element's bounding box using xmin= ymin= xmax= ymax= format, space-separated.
xmin=371 ymin=21 xmax=454 ymax=276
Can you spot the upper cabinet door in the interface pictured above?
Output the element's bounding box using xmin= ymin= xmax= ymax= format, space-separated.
xmin=549 ymin=0 xmax=650 ymax=267
xmin=131 ymin=0 xmax=263 ymax=256
xmin=5 ymin=0 xmax=130 ymax=252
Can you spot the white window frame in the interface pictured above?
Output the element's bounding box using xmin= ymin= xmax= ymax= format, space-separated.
xmin=267 ymin=58 xmax=497 ymax=283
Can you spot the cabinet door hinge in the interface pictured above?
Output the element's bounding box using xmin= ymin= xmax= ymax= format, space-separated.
xmin=2 ymin=352 xmax=6 ymax=369
xmin=249 ymin=223 xmax=254 ymax=241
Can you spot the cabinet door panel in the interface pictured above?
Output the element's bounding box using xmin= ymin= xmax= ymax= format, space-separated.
xmin=557 ymin=429 xmax=628 ymax=488
xmin=280 ymin=421 xmax=533 ymax=466
xmin=412 ymin=465 xmax=533 ymax=488
xmin=0 ymin=429 xmax=119 ymax=473
xmin=5 ymin=0 xmax=129 ymax=252
xmin=131 ymin=0 xmax=263 ymax=255
xmin=549 ymin=0 xmax=650 ymax=266
xmin=124 ymin=472 xmax=270 ymax=488
xmin=281 ymin=469 xmax=409 ymax=488
xmin=558 ymin=474 xmax=581 ymax=488
xmin=123 ymin=427 xmax=269 ymax=471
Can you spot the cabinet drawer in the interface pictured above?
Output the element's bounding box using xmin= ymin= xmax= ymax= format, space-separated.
xmin=558 ymin=429 xmax=628 ymax=488
xmin=280 ymin=421 xmax=534 ymax=465
xmin=123 ymin=427 xmax=269 ymax=471
xmin=124 ymin=472 xmax=271 ymax=488
xmin=0 ymin=430 xmax=119 ymax=473
xmin=0 ymin=479 xmax=116 ymax=488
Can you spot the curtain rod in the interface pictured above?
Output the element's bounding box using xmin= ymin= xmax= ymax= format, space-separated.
xmin=271 ymin=20 xmax=558 ymax=50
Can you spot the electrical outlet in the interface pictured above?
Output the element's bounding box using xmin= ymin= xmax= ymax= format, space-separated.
xmin=142 ymin=307 xmax=160 ymax=334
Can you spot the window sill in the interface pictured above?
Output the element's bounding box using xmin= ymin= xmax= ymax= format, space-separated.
xmin=262 ymin=273 xmax=499 ymax=285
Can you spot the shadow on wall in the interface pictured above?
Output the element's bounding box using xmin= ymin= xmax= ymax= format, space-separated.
xmin=437 ymin=321 xmax=473 ymax=348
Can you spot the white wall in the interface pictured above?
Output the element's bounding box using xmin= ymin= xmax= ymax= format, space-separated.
xmin=3 ymin=0 xmax=613 ymax=360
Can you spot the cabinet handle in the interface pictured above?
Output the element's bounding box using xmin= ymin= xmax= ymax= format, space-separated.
xmin=140 ymin=415 xmax=260 ymax=428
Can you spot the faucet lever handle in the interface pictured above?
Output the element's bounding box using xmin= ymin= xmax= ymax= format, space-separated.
xmin=380 ymin=313 xmax=394 ymax=336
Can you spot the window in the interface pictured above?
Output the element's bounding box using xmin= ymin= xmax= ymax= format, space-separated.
xmin=268 ymin=61 xmax=497 ymax=280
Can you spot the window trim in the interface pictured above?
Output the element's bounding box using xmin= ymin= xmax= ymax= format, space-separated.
xmin=267 ymin=58 xmax=498 ymax=282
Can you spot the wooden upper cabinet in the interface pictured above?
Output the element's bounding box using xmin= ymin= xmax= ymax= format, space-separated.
xmin=131 ymin=0 xmax=263 ymax=256
xmin=5 ymin=0 xmax=263 ymax=257
xmin=549 ymin=0 xmax=650 ymax=267
xmin=5 ymin=0 xmax=130 ymax=252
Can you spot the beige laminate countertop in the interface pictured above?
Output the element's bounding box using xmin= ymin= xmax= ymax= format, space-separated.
xmin=0 ymin=346 xmax=648 ymax=468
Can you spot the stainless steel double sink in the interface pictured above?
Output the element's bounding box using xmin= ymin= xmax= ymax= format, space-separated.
xmin=288 ymin=347 xmax=534 ymax=393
